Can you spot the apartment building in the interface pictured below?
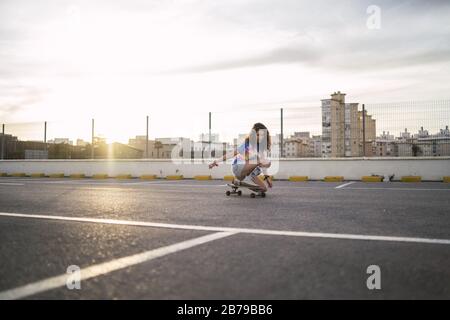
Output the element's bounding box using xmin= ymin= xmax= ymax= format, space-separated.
xmin=321 ymin=91 xmax=376 ymax=157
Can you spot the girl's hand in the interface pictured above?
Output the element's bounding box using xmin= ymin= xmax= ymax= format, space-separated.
xmin=209 ymin=161 xmax=218 ymax=169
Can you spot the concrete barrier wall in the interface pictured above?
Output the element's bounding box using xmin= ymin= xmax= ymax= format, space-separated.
xmin=276 ymin=157 xmax=449 ymax=181
xmin=0 ymin=157 xmax=449 ymax=181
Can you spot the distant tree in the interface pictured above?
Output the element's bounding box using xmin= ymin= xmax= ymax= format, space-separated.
xmin=48 ymin=143 xmax=71 ymax=159
xmin=412 ymin=144 xmax=421 ymax=157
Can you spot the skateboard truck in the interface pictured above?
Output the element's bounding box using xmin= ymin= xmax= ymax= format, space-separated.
xmin=226 ymin=184 xmax=242 ymax=197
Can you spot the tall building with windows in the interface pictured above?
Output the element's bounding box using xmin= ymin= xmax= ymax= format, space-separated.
xmin=321 ymin=98 xmax=332 ymax=157
xmin=311 ymin=135 xmax=322 ymax=157
xmin=321 ymin=91 xmax=348 ymax=157
xmin=321 ymin=91 xmax=376 ymax=157
xmin=358 ymin=110 xmax=376 ymax=156
xmin=345 ymin=102 xmax=360 ymax=157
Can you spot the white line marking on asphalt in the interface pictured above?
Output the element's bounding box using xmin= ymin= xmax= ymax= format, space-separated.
xmin=344 ymin=187 xmax=450 ymax=191
xmin=0 ymin=183 xmax=24 ymax=186
xmin=335 ymin=182 xmax=356 ymax=189
xmin=1 ymin=212 xmax=450 ymax=246
xmin=0 ymin=231 xmax=235 ymax=300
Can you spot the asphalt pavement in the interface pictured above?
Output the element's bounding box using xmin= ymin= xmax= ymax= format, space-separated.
xmin=0 ymin=177 xmax=449 ymax=299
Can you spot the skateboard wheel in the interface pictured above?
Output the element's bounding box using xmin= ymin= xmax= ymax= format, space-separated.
xmin=250 ymin=193 xmax=256 ymax=198
xmin=226 ymin=191 xmax=231 ymax=196
xmin=237 ymin=190 xmax=242 ymax=196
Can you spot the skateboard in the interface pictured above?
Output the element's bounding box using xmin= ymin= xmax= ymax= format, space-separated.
xmin=226 ymin=180 xmax=266 ymax=198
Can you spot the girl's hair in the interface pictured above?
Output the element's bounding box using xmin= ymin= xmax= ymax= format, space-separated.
xmin=245 ymin=122 xmax=271 ymax=153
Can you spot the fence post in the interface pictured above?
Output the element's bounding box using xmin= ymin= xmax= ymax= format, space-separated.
xmin=209 ymin=111 xmax=212 ymax=158
xmin=362 ymin=104 xmax=366 ymax=157
xmin=1 ymin=124 xmax=4 ymax=160
xmin=146 ymin=115 xmax=149 ymax=159
xmin=280 ymin=108 xmax=284 ymax=158
xmin=44 ymin=121 xmax=48 ymax=159
xmin=91 ymin=118 xmax=95 ymax=159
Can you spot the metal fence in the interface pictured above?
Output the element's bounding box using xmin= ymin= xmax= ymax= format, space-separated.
xmin=1 ymin=100 xmax=449 ymax=160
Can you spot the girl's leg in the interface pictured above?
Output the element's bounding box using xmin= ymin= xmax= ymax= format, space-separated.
xmin=260 ymin=162 xmax=272 ymax=188
xmin=237 ymin=163 xmax=267 ymax=192
xmin=264 ymin=175 xmax=273 ymax=188
xmin=237 ymin=163 xmax=259 ymax=180
xmin=251 ymin=175 xmax=267 ymax=192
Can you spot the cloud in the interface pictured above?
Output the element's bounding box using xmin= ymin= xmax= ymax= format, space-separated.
xmin=0 ymin=85 xmax=46 ymax=118
xmin=162 ymin=37 xmax=450 ymax=76
xmin=163 ymin=45 xmax=320 ymax=74
xmin=143 ymin=0 xmax=450 ymax=77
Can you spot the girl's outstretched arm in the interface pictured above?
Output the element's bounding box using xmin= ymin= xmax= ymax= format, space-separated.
xmin=209 ymin=150 xmax=237 ymax=169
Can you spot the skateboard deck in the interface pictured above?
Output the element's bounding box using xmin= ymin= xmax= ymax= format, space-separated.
xmin=226 ymin=181 xmax=266 ymax=198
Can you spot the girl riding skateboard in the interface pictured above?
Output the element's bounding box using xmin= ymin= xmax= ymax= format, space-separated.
xmin=209 ymin=122 xmax=272 ymax=192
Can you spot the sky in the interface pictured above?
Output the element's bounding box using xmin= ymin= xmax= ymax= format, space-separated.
xmin=1 ymin=0 xmax=450 ymax=143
